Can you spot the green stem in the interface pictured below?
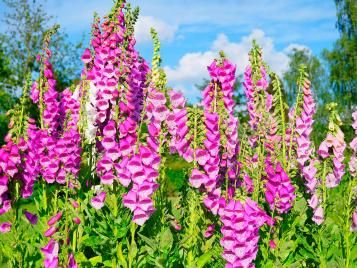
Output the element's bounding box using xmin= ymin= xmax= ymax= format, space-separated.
xmin=275 ymin=75 xmax=286 ymax=168
xmin=135 ymin=88 xmax=148 ymax=154
xmin=39 ymin=72 xmax=44 ymax=129
xmin=128 ymin=222 xmax=137 ymax=268
xmin=213 ymin=83 xmax=217 ymax=113
xmin=193 ymin=108 xmax=197 ymax=168
xmin=286 ymin=74 xmax=303 ymax=171
xmin=344 ymin=175 xmax=354 ymax=268
xmin=321 ymin=160 xmax=327 ymax=209
xmin=42 ymin=182 xmax=47 ymax=213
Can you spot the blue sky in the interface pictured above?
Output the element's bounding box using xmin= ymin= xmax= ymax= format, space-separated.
xmin=0 ymin=0 xmax=339 ymax=101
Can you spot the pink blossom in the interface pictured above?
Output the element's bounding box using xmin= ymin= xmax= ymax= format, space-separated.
xmin=47 ymin=212 xmax=62 ymax=226
xmin=0 ymin=222 xmax=11 ymax=233
xmin=91 ymin=191 xmax=107 ymax=210
xmin=41 ymin=239 xmax=59 ymax=268
xmin=24 ymin=210 xmax=38 ymax=225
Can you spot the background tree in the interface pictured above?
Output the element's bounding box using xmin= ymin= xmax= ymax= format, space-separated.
xmin=283 ymin=48 xmax=328 ymax=106
xmin=1 ymin=0 xmax=83 ymax=93
xmin=0 ymin=0 xmax=84 ymax=142
xmin=323 ymin=0 xmax=356 ymax=111
xmin=0 ymin=46 xmax=15 ymax=144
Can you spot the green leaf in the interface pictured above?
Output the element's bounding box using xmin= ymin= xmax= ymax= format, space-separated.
xmin=196 ymin=251 xmax=213 ymax=268
xmin=117 ymin=243 xmax=128 ymax=268
xmin=138 ymin=233 xmax=157 ymax=250
xmin=74 ymin=252 xmax=88 ymax=264
xmin=159 ymin=228 xmax=173 ymax=250
xmin=82 ymin=236 xmax=104 ymax=247
xmin=89 ymin=256 xmax=102 ymax=266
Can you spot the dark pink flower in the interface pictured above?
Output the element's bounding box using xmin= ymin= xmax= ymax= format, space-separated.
xmin=0 ymin=222 xmax=11 ymax=233
xmin=68 ymin=253 xmax=78 ymax=268
xmin=24 ymin=210 xmax=38 ymax=225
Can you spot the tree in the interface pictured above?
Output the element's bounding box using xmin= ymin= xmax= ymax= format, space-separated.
xmin=283 ymin=48 xmax=328 ymax=106
xmin=282 ymin=48 xmax=331 ymax=145
xmin=0 ymin=46 xmax=15 ymax=144
xmin=0 ymin=0 xmax=84 ymax=142
xmin=323 ymin=0 xmax=357 ymax=110
xmin=1 ymin=0 xmax=83 ymax=93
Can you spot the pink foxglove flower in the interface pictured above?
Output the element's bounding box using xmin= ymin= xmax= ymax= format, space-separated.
xmin=219 ymin=198 xmax=273 ymax=267
xmin=0 ymin=222 xmax=11 ymax=233
xmin=91 ymin=191 xmax=107 ymax=210
xmin=73 ymin=217 xmax=81 ymax=225
xmin=68 ymin=253 xmax=78 ymax=268
xmin=47 ymin=212 xmax=62 ymax=226
xmin=41 ymin=239 xmax=59 ymax=268
xmin=24 ymin=210 xmax=38 ymax=225
xmin=44 ymin=226 xmax=58 ymax=237
xmin=204 ymin=224 xmax=215 ymax=238
xmin=265 ymin=157 xmax=295 ymax=214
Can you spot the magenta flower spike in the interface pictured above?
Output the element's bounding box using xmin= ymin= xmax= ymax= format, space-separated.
xmin=219 ymin=198 xmax=273 ymax=267
xmin=264 ymin=157 xmax=295 ymax=214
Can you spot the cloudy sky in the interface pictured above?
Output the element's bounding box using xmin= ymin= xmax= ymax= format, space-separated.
xmin=0 ymin=0 xmax=339 ymax=102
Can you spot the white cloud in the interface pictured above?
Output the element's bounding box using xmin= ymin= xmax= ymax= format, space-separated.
xmin=134 ymin=16 xmax=177 ymax=43
xmin=284 ymin=44 xmax=311 ymax=54
xmin=164 ymin=51 xmax=215 ymax=84
xmin=165 ymin=29 xmax=309 ymax=101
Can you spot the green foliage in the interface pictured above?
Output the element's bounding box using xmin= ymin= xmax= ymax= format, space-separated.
xmin=283 ymin=48 xmax=328 ymax=106
xmin=322 ymin=0 xmax=356 ymax=110
xmin=1 ymin=0 xmax=83 ymax=91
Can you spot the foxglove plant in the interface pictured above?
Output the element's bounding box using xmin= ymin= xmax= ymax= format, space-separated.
xmin=219 ymin=198 xmax=273 ymax=267
xmin=349 ymin=110 xmax=357 ymax=178
xmin=123 ymin=29 xmax=169 ymax=225
xmin=264 ymin=156 xmax=295 ymax=214
xmin=318 ymin=103 xmax=346 ymax=188
xmin=242 ymin=41 xmax=271 ymax=132
xmin=295 ymin=76 xmax=316 ymax=168
xmin=349 ymin=110 xmax=357 ymax=232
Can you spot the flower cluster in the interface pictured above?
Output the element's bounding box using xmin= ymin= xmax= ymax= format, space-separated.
xmin=219 ymin=198 xmax=273 ymax=267
xmin=242 ymin=47 xmax=271 ymax=131
xmin=295 ymin=79 xmax=316 ymax=167
xmin=265 ymin=157 xmax=295 ymax=214
xmin=349 ymin=110 xmax=357 ymax=177
xmin=167 ymin=90 xmax=192 ymax=161
xmin=122 ymin=85 xmax=167 ymax=225
xmin=349 ymin=110 xmax=357 ymax=231
xmin=318 ymin=121 xmax=346 ymax=188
